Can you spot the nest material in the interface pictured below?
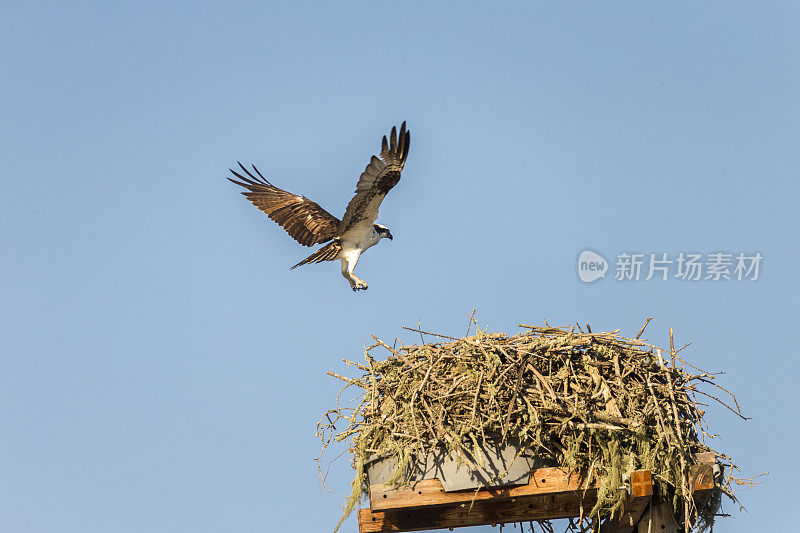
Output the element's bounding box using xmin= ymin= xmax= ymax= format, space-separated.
xmin=317 ymin=320 xmax=746 ymax=531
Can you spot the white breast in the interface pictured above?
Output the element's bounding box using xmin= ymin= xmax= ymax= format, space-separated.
xmin=341 ymin=221 xmax=379 ymax=251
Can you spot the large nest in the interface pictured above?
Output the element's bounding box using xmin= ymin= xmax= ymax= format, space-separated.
xmin=317 ymin=319 xmax=748 ymax=531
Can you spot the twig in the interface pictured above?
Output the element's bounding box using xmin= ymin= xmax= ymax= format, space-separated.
xmin=635 ymin=317 xmax=653 ymax=340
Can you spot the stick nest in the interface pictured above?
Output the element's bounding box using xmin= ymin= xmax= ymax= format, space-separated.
xmin=317 ymin=320 xmax=747 ymax=532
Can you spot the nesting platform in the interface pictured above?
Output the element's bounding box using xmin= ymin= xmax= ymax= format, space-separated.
xmin=318 ymin=322 xmax=742 ymax=532
xmin=358 ymin=454 xmax=716 ymax=533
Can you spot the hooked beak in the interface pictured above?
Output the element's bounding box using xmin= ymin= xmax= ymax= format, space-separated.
xmin=388 ymin=233 xmax=393 ymax=241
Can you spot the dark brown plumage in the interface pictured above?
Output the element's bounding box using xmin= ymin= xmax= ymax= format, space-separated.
xmin=290 ymin=241 xmax=343 ymax=269
xmin=227 ymin=163 xmax=341 ymax=247
xmin=339 ymin=122 xmax=410 ymax=234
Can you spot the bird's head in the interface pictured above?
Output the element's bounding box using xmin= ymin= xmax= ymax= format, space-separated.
xmin=374 ymin=224 xmax=393 ymax=241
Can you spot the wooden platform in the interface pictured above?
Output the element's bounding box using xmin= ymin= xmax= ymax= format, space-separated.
xmin=358 ymin=459 xmax=715 ymax=533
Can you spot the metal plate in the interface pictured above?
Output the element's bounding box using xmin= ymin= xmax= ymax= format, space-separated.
xmin=367 ymin=442 xmax=554 ymax=492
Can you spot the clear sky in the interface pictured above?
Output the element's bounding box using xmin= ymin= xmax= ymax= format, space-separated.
xmin=1 ymin=2 xmax=797 ymax=532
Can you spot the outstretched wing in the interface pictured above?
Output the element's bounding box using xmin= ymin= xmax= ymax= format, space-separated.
xmin=338 ymin=122 xmax=410 ymax=234
xmin=228 ymin=163 xmax=341 ymax=247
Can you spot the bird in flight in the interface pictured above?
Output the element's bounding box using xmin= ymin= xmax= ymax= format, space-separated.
xmin=228 ymin=122 xmax=410 ymax=291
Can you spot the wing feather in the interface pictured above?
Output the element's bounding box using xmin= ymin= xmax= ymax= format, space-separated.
xmin=339 ymin=122 xmax=410 ymax=234
xmin=228 ymin=163 xmax=341 ymax=247
xmin=290 ymin=241 xmax=342 ymax=269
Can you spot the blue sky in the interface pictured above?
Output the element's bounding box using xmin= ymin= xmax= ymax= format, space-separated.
xmin=1 ymin=2 xmax=797 ymax=531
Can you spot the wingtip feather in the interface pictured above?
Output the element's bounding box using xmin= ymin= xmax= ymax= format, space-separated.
xmin=250 ymin=164 xmax=268 ymax=182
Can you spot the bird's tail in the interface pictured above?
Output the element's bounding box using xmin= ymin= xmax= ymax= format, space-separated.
xmin=291 ymin=241 xmax=342 ymax=269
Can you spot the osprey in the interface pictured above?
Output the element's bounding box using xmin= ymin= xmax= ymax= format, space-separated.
xmin=228 ymin=122 xmax=410 ymax=291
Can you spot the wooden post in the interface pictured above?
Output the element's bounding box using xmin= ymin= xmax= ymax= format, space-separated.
xmin=599 ymin=470 xmax=653 ymax=533
xmin=637 ymin=502 xmax=678 ymax=533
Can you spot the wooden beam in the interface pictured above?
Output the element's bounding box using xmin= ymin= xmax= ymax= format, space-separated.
xmin=694 ymin=451 xmax=716 ymax=465
xmin=360 ymin=460 xmax=713 ymax=533
xmin=370 ymin=466 xmax=591 ymax=511
xmin=692 ymin=464 xmax=715 ymax=492
xmin=688 ymin=463 xmax=716 ymax=523
xmin=359 ymin=489 xmax=599 ymax=533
